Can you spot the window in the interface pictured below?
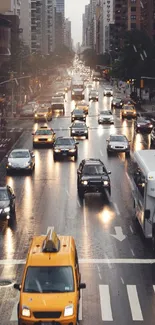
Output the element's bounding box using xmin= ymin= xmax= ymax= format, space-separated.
xmin=131 ymin=15 xmax=136 ymax=20
xmin=133 ymin=167 xmax=145 ymax=197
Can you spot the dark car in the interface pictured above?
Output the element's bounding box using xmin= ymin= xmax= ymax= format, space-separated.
xmin=71 ymin=109 xmax=86 ymax=122
xmin=70 ymin=121 xmax=89 ymax=139
xmin=111 ymin=98 xmax=123 ymax=109
xmin=77 ymin=159 xmax=111 ymax=199
xmin=53 ymin=137 xmax=79 ymax=161
xmin=0 ymin=186 xmax=16 ymax=226
xmin=151 ymin=128 xmax=155 ymax=147
xmin=134 ymin=117 xmax=153 ymax=133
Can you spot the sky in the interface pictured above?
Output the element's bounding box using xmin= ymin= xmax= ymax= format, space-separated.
xmin=65 ymin=0 xmax=90 ymax=46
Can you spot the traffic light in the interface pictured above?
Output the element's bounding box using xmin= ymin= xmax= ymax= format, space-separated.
xmin=140 ymin=79 xmax=144 ymax=88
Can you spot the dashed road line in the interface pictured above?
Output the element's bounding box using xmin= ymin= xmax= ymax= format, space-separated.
xmin=113 ymin=202 xmax=120 ymax=216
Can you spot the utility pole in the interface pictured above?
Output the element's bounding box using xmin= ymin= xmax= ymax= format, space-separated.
xmin=10 ymin=72 xmax=14 ymax=117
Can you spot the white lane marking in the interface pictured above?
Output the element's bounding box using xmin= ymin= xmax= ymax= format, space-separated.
xmin=121 ymin=277 xmax=124 ymax=284
xmin=130 ymin=248 xmax=135 ymax=256
xmin=126 ymin=172 xmax=134 ymax=191
xmin=97 ymin=264 xmax=102 ymax=280
xmin=104 ymin=254 xmax=112 ymax=268
xmin=79 ymin=290 xmax=82 ymax=320
xmin=65 ymin=189 xmax=70 ymax=197
xmin=130 ymin=225 xmax=134 ymax=234
xmin=77 ymin=199 xmax=81 ymax=207
xmin=10 ymin=293 xmax=19 ymax=321
xmin=100 ymin=149 xmax=103 ymax=156
xmin=99 ymin=285 xmax=113 ymax=321
xmin=2 ymin=258 xmax=155 ymax=265
xmin=127 ymin=285 xmax=143 ymax=321
xmin=113 ymin=202 xmax=120 ymax=216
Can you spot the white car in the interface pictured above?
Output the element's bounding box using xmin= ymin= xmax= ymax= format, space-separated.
xmin=104 ymin=88 xmax=113 ymax=96
xmin=106 ymin=134 xmax=130 ymax=157
xmin=98 ymin=110 xmax=114 ymax=124
xmin=6 ymin=149 xmax=35 ymax=173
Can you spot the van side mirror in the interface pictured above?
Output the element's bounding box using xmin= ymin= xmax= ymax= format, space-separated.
xmin=14 ymin=283 xmax=21 ymax=291
xmin=144 ymin=209 xmax=150 ymax=220
xmin=79 ymin=283 xmax=86 ymax=290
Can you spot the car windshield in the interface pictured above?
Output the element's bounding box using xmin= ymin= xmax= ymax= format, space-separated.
xmin=36 ymin=130 xmax=53 ymax=135
xmin=100 ymin=111 xmax=112 ymax=115
xmin=110 ymin=136 xmax=127 ymax=142
xmin=138 ymin=118 xmax=148 ymax=122
xmin=38 ymin=107 xmax=49 ymax=113
xmin=73 ymin=84 xmax=83 ymax=89
xmin=124 ymin=105 xmax=134 ymax=110
xmin=52 ymin=98 xmax=63 ymax=103
xmin=83 ymin=164 xmax=105 ymax=175
xmin=9 ymin=151 xmax=30 ymax=158
xmin=105 ymin=88 xmax=112 ymax=91
xmin=73 ymin=110 xmax=83 ymax=115
xmin=114 ymin=98 xmax=121 ymax=102
xmin=0 ymin=189 xmax=9 ymax=201
xmin=91 ymin=92 xmax=98 ymax=95
xmin=23 ymin=266 xmax=74 ymax=293
xmin=56 ymin=138 xmax=75 ymax=145
xmin=73 ymin=123 xmax=85 ymax=128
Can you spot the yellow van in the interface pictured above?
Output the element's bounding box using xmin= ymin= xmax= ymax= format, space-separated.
xmin=14 ymin=228 xmax=86 ymax=325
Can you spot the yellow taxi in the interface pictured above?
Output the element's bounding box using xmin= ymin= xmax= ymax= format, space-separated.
xmin=32 ymin=125 xmax=56 ymax=147
xmin=34 ymin=104 xmax=52 ymax=122
xmin=122 ymin=104 xmax=137 ymax=118
xmin=14 ymin=228 xmax=86 ymax=325
xmin=75 ymin=100 xmax=89 ymax=114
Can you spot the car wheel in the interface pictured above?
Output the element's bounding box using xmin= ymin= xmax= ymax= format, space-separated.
xmin=78 ymin=188 xmax=84 ymax=199
xmin=8 ymin=208 xmax=16 ymax=227
xmin=107 ymin=149 xmax=111 ymax=155
xmin=86 ymin=134 xmax=88 ymax=139
xmin=125 ymin=151 xmax=130 ymax=158
xmin=53 ymin=153 xmax=58 ymax=161
xmin=74 ymin=153 xmax=78 ymax=161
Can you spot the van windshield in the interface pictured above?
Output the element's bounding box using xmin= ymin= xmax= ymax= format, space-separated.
xmin=23 ymin=266 xmax=74 ymax=293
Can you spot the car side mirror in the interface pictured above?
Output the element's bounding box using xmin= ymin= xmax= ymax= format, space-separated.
xmin=14 ymin=283 xmax=21 ymax=291
xmin=108 ymin=171 xmax=111 ymax=175
xmin=144 ymin=209 xmax=150 ymax=220
xmin=79 ymin=283 xmax=86 ymax=290
xmin=77 ymin=170 xmax=81 ymax=174
xmin=31 ymin=154 xmax=35 ymax=158
xmin=76 ymin=142 xmax=79 ymax=145
xmin=32 ymin=132 xmax=34 ymax=135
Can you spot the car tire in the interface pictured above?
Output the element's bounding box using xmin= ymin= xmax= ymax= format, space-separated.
xmin=78 ymin=188 xmax=84 ymax=199
xmin=107 ymin=149 xmax=111 ymax=155
xmin=125 ymin=151 xmax=130 ymax=158
xmin=53 ymin=153 xmax=58 ymax=161
xmin=86 ymin=134 xmax=88 ymax=139
xmin=8 ymin=208 xmax=16 ymax=227
xmin=74 ymin=153 xmax=78 ymax=161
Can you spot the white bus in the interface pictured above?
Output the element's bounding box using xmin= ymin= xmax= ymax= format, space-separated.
xmin=131 ymin=150 xmax=155 ymax=248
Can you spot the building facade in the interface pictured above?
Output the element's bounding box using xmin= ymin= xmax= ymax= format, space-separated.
xmin=20 ymin=0 xmax=31 ymax=48
xmin=0 ymin=14 xmax=11 ymax=67
xmin=64 ymin=18 xmax=72 ymax=50
xmin=0 ymin=0 xmax=21 ymax=17
xmin=55 ymin=0 xmax=65 ymax=50
xmin=141 ymin=0 xmax=155 ymax=42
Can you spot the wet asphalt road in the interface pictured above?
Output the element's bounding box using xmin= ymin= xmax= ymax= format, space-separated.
xmin=0 ymin=80 xmax=155 ymax=325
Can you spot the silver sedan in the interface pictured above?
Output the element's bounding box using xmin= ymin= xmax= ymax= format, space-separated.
xmin=6 ymin=149 xmax=35 ymax=173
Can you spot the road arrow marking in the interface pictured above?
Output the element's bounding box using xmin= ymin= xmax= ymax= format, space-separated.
xmin=111 ymin=227 xmax=126 ymax=242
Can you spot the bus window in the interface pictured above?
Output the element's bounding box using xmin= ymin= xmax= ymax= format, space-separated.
xmin=134 ymin=168 xmax=145 ymax=197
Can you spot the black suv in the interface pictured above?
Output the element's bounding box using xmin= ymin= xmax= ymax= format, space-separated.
xmin=0 ymin=186 xmax=16 ymax=226
xmin=53 ymin=137 xmax=79 ymax=161
xmin=77 ymin=159 xmax=111 ymax=199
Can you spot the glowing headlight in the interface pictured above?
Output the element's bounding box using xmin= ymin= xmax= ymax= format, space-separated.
xmin=82 ymin=180 xmax=88 ymax=185
xmin=149 ymin=124 xmax=153 ymax=128
xmin=22 ymin=306 xmax=31 ymax=317
xmin=72 ymin=115 xmax=75 ymax=118
xmin=69 ymin=149 xmax=76 ymax=152
xmin=4 ymin=207 xmax=10 ymax=213
xmin=34 ymin=139 xmax=38 ymax=142
xmin=83 ymin=115 xmax=85 ymax=118
xmin=64 ymin=304 xmax=73 ymax=317
xmin=124 ymin=111 xmax=126 ymax=114
xmin=35 ymin=114 xmax=38 ymax=117
xmin=72 ymin=130 xmax=75 ymax=133
xmin=8 ymin=162 xmax=12 ymax=166
xmin=47 ymin=138 xmax=53 ymax=141
xmin=137 ymin=124 xmax=140 ymax=127
xmin=54 ymin=149 xmax=61 ymax=152
xmin=103 ymin=181 xmax=109 ymax=186
xmin=84 ymin=130 xmax=88 ymax=133
xmin=133 ymin=112 xmax=136 ymax=114
xmin=72 ymin=92 xmax=75 ymax=95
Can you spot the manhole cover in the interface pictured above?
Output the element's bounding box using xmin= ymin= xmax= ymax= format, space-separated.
xmin=0 ymin=279 xmax=13 ymax=287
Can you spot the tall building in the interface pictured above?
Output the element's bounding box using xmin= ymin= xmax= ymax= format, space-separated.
xmin=55 ymin=0 xmax=65 ymax=50
xmin=0 ymin=0 xmax=21 ymax=16
xmin=47 ymin=0 xmax=55 ymax=53
xmin=64 ymin=18 xmax=72 ymax=50
xmin=113 ymin=0 xmax=128 ymax=50
xmin=82 ymin=4 xmax=91 ymax=47
xmin=0 ymin=14 xmax=11 ymax=67
xmin=141 ymin=0 xmax=155 ymax=42
xmin=127 ymin=0 xmax=141 ymax=31
xmin=20 ymin=0 xmax=31 ymax=48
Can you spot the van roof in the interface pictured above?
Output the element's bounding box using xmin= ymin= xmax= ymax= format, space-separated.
xmin=134 ymin=150 xmax=155 ymax=177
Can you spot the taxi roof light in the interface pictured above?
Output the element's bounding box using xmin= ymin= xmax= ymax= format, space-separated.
xmin=42 ymin=227 xmax=60 ymax=253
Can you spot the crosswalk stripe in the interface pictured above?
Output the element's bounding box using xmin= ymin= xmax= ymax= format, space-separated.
xmin=99 ymin=284 xmax=113 ymax=321
xmin=127 ymin=285 xmax=143 ymax=321
xmin=10 ymin=293 xmax=19 ymax=321
xmin=79 ymin=290 xmax=82 ymax=320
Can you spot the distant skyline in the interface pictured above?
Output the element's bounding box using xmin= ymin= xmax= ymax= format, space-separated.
xmin=65 ymin=0 xmax=90 ymax=45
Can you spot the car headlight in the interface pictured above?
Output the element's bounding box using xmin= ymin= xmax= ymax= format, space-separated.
xmin=54 ymin=149 xmax=61 ymax=152
xmin=137 ymin=124 xmax=140 ymax=127
xmin=72 ymin=115 xmax=75 ymax=118
xmin=69 ymin=149 xmax=76 ymax=152
xmin=4 ymin=207 xmax=10 ymax=213
xmin=103 ymin=181 xmax=109 ymax=186
xmin=8 ymin=162 xmax=12 ymax=166
xmin=34 ymin=138 xmax=38 ymax=142
xmin=123 ymin=111 xmax=126 ymax=114
xmin=133 ymin=112 xmax=136 ymax=114
xmin=120 ymin=103 xmax=123 ymax=105
xmin=44 ymin=114 xmax=47 ymax=117
xmin=35 ymin=114 xmax=38 ymax=117
xmin=64 ymin=304 xmax=73 ymax=317
xmin=22 ymin=306 xmax=31 ymax=317
xmin=47 ymin=138 xmax=53 ymax=141
xmin=82 ymin=180 xmax=88 ymax=185
xmin=72 ymin=130 xmax=75 ymax=133
xmin=84 ymin=130 xmax=88 ymax=133
xmin=72 ymin=92 xmax=75 ymax=95
xmin=149 ymin=124 xmax=153 ymax=128
xmin=83 ymin=115 xmax=85 ymax=118
xmin=125 ymin=145 xmax=128 ymax=149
